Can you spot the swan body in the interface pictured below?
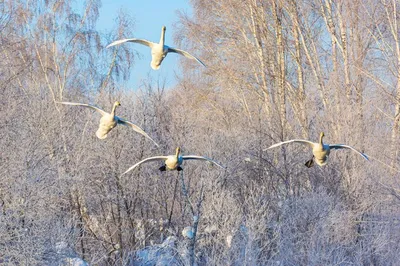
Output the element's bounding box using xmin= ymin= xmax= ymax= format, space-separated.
xmin=56 ymin=101 xmax=159 ymax=146
xmin=121 ymin=147 xmax=224 ymax=175
xmin=107 ymin=26 xmax=206 ymax=70
xmin=96 ymin=103 xmax=119 ymax=139
xmin=265 ymin=132 xmax=369 ymax=167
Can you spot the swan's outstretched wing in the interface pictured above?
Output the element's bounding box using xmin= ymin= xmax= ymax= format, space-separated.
xmin=264 ymin=139 xmax=315 ymax=151
xmin=106 ymin=38 xmax=154 ymax=48
xmin=329 ymin=144 xmax=369 ymax=161
xmin=182 ymin=155 xmax=225 ymax=169
xmin=167 ymin=47 xmax=206 ymax=67
xmin=56 ymin=101 xmax=107 ymax=116
xmin=121 ymin=156 xmax=169 ymax=176
xmin=116 ymin=117 xmax=159 ymax=147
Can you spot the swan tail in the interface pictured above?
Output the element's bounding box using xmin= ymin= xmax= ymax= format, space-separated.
xmin=96 ymin=129 xmax=108 ymax=139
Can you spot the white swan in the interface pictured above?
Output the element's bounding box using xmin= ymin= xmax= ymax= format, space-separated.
xmin=121 ymin=147 xmax=224 ymax=175
xmin=107 ymin=26 xmax=206 ymax=70
xmin=56 ymin=101 xmax=159 ymax=146
xmin=264 ymin=132 xmax=369 ymax=167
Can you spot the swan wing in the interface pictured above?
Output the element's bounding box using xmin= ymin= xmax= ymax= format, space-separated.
xmin=56 ymin=101 xmax=107 ymax=116
xmin=329 ymin=144 xmax=369 ymax=161
xmin=116 ymin=117 xmax=159 ymax=147
xmin=182 ymin=155 xmax=225 ymax=169
xmin=106 ymin=38 xmax=154 ymax=48
xmin=264 ymin=139 xmax=315 ymax=151
xmin=167 ymin=47 xmax=206 ymax=67
xmin=121 ymin=156 xmax=169 ymax=176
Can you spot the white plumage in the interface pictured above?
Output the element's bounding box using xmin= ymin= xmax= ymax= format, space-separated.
xmin=107 ymin=26 xmax=206 ymax=70
xmin=265 ymin=132 xmax=369 ymax=167
xmin=56 ymin=101 xmax=158 ymax=146
xmin=121 ymin=147 xmax=225 ymax=175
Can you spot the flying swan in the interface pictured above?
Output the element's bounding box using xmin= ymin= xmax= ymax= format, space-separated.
xmin=56 ymin=101 xmax=159 ymax=146
xmin=121 ymin=147 xmax=224 ymax=175
xmin=107 ymin=26 xmax=206 ymax=70
xmin=264 ymin=132 xmax=369 ymax=167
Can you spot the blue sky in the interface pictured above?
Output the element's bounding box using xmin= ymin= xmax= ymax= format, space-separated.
xmin=97 ymin=0 xmax=192 ymax=89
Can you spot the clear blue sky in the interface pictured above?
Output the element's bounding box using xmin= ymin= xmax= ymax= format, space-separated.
xmin=97 ymin=0 xmax=192 ymax=89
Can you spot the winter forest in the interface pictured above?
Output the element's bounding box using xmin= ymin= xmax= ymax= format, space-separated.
xmin=1 ymin=0 xmax=400 ymax=265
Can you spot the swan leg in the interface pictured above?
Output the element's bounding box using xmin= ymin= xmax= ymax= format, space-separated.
xmin=159 ymin=165 xmax=167 ymax=171
xmin=305 ymin=157 xmax=314 ymax=168
xmin=177 ymin=166 xmax=183 ymax=171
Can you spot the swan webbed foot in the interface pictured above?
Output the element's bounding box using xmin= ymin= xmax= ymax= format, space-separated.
xmin=305 ymin=157 xmax=314 ymax=168
xmin=177 ymin=166 xmax=183 ymax=171
xmin=159 ymin=165 xmax=167 ymax=171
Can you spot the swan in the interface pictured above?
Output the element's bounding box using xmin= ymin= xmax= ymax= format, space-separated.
xmin=121 ymin=147 xmax=224 ymax=175
xmin=56 ymin=101 xmax=159 ymax=146
xmin=264 ymin=132 xmax=369 ymax=167
xmin=107 ymin=26 xmax=206 ymax=70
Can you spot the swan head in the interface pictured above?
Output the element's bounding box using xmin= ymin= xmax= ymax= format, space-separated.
xmin=162 ymin=26 xmax=166 ymax=32
xmin=111 ymin=101 xmax=121 ymax=115
xmin=175 ymin=147 xmax=181 ymax=156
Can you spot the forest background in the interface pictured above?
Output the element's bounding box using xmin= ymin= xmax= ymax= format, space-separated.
xmin=1 ymin=0 xmax=400 ymax=265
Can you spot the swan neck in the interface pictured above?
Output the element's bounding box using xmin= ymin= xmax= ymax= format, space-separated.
xmin=160 ymin=28 xmax=165 ymax=46
xmin=111 ymin=103 xmax=118 ymax=116
xmin=319 ymin=134 xmax=324 ymax=145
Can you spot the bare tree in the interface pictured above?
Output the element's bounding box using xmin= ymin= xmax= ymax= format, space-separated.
xmin=2 ymin=0 xmax=400 ymax=265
